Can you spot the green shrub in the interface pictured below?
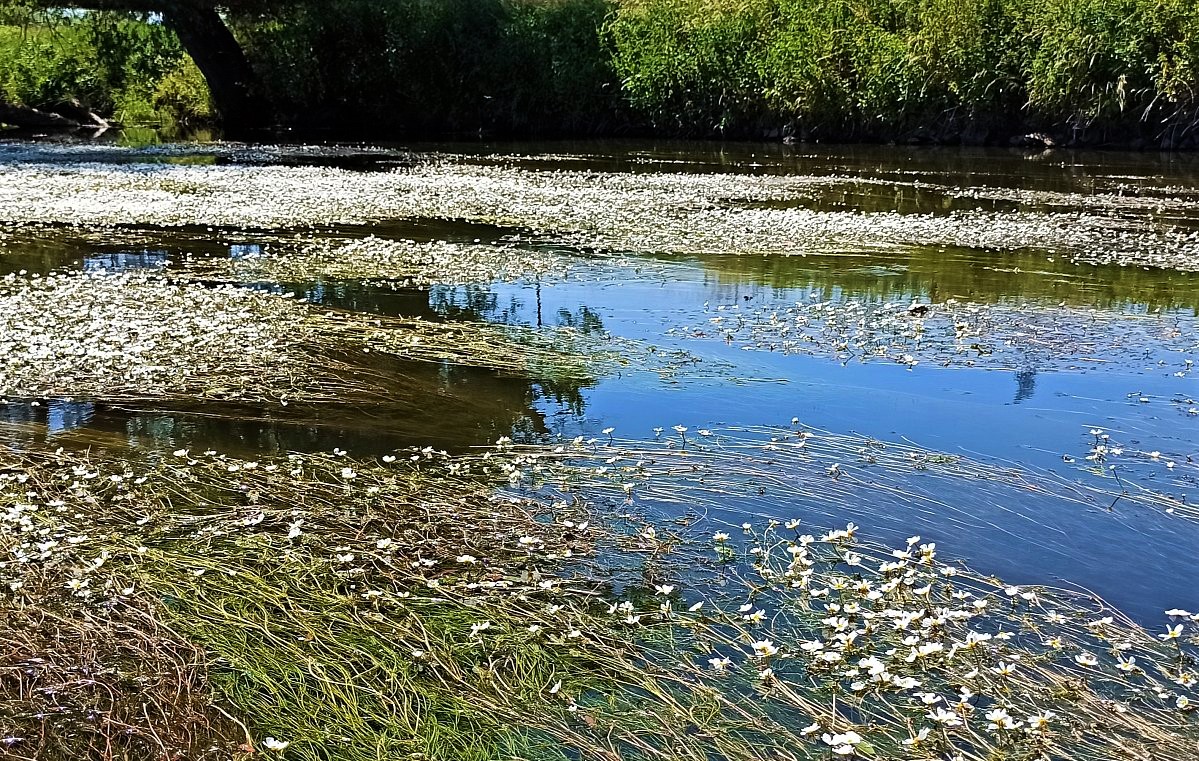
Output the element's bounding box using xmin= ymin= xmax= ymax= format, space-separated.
xmin=0 ymin=0 xmax=1195 ymax=142
xmin=152 ymin=55 xmax=213 ymax=126
xmin=1009 ymin=0 xmax=1199 ymax=137
xmin=606 ymin=0 xmax=770 ymax=133
xmin=0 ymin=12 xmax=204 ymax=126
xmin=0 ymin=23 xmax=104 ymax=108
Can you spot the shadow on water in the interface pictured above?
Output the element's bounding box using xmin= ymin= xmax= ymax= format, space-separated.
xmin=0 ymin=356 xmax=590 ymax=458
xmin=424 ymin=138 xmax=1199 ymax=188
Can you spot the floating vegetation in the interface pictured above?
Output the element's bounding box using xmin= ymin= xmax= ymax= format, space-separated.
xmin=1 ymin=440 xmax=1197 ymax=761
xmin=177 ymin=235 xmax=673 ymax=289
xmin=1068 ymin=428 xmax=1198 ymax=521
xmin=2 ymin=144 xmax=1197 ymax=761
xmin=669 ymin=296 xmax=1198 ymax=372
xmin=0 ymin=271 xmax=679 ymax=405
xmin=1 ymin=157 xmax=1197 ymax=271
xmin=488 ymin=423 xmax=1199 ymax=529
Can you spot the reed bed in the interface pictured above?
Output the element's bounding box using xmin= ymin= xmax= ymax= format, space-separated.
xmin=671 ymin=296 xmax=1198 ymax=372
xmin=2 ymin=436 xmax=1197 ymax=760
xmin=0 ymin=270 xmax=684 ymax=406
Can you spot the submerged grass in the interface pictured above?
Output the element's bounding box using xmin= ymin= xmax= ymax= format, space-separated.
xmin=0 ymin=270 xmax=688 ymax=406
xmin=1 ymin=571 xmax=243 ymax=761
xmin=2 ymin=434 xmax=1197 ymax=760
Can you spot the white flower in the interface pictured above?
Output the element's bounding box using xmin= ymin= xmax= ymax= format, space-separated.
xmin=1026 ymin=711 xmax=1056 ymax=731
xmin=1074 ymin=652 xmax=1099 ymax=666
xmin=902 ymin=727 xmax=931 ymax=746
xmin=654 ymin=584 xmax=675 ymax=596
xmin=750 ymin=640 xmax=779 ymax=658
xmin=821 ymin=731 xmax=863 ymax=756
xmin=985 ymin=708 xmax=1020 ymax=731
xmin=708 ymin=656 xmax=732 ymax=671
xmin=927 ymin=707 xmax=962 ymax=726
xmin=261 ymin=737 xmax=290 ymax=751
xmin=1160 ymin=624 xmax=1184 ymax=641
xmin=470 ymin=621 xmax=492 ymax=636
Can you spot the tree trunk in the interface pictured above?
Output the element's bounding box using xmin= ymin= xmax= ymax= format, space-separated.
xmin=161 ymin=2 xmax=265 ymax=134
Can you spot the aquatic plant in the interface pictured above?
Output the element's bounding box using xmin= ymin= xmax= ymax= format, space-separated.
xmin=177 ymin=234 xmax=672 ymax=288
xmin=0 ymin=270 xmax=677 ymax=405
xmin=0 ymin=569 xmax=242 ymax=760
xmin=2 ymin=156 xmax=1197 ymax=271
xmin=671 ymin=295 xmax=1198 ymax=373
xmin=2 ymin=436 xmax=1197 ymax=760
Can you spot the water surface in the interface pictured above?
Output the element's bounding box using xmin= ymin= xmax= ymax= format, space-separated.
xmin=1 ymin=138 xmax=1195 ymax=624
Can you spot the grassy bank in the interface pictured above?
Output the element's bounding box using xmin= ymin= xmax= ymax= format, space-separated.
xmin=2 ymin=1 xmax=1198 ymax=144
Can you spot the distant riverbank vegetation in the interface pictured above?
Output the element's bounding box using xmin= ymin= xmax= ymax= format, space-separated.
xmin=1 ymin=0 xmax=1197 ymax=146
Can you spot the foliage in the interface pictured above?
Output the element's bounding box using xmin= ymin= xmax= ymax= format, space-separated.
xmin=152 ymin=54 xmax=214 ymax=125
xmin=0 ymin=11 xmax=205 ymax=126
xmin=0 ymin=0 xmax=1196 ymax=141
xmin=606 ymin=0 xmax=1199 ymax=141
xmin=0 ymin=22 xmax=104 ymax=108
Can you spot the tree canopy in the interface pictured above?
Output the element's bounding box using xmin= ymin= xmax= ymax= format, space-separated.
xmin=4 ymin=1 xmax=267 ymax=131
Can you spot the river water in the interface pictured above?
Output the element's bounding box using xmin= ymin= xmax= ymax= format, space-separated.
xmin=0 ymin=138 xmax=1196 ymax=624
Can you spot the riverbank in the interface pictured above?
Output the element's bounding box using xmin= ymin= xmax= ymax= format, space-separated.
xmin=3 ymin=0 xmax=1197 ymax=148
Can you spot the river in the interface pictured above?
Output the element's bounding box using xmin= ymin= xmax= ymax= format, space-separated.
xmin=0 ymin=137 xmax=1196 ymax=625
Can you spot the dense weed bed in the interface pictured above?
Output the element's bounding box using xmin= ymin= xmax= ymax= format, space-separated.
xmin=2 ymin=435 xmax=1196 ymax=760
